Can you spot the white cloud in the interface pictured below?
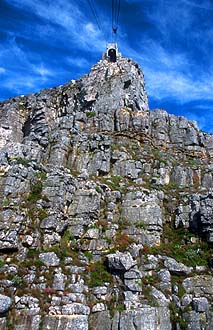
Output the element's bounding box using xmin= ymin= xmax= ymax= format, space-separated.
xmin=0 ymin=67 xmax=6 ymax=74
xmin=67 ymin=57 xmax=90 ymax=68
xmin=143 ymin=67 xmax=213 ymax=102
xmin=3 ymin=75 xmax=36 ymax=92
xmin=121 ymin=38 xmax=213 ymax=103
xmin=6 ymin=0 xmax=106 ymax=52
xmin=33 ymin=64 xmax=54 ymax=80
xmin=85 ymin=23 xmax=96 ymax=34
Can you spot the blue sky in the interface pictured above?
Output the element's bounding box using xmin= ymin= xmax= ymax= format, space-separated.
xmin=0 ymin=0 xmax=213 ymax=133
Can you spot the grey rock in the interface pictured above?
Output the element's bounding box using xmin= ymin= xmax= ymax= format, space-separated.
xmin=42 ymin=315 xmax=88 ymax=330
xmin=68 ymin=188 xmax=100 ymax=218
xmin=182 ymin=275 xmax=213 ymax=296
xmin=92 ymin=303 xmax=106 ymax=313
xmin=124 ymin=269 xmax=142 ymax=280
xmin=121 ymin=190 xmax=163 ymax=246
xmin=52 ymin=271 xmax=67 ymax=291
xmin=124 ymin=268 xmax=142 ymax=292
xmin=68 ymin=283 xmax=86 ymax=293
xmin=119 ymin=307 xmax=171 ymax=330
xmin=91 ymin=286 xmax=108 ymax=296
xmin=157 ymin=269 xmax=171 ymax=283
xmin=107 ymin=251 xmax=136 ymax=271
xmin=143 ymin=255 xmax=160 ymax=270
xmin=12 ymin=312 xmax=41 ymax=330
xmin=175 ymin=193 xmax=213 ymax=242
xmin=89 ymin=311 xmax=112 ymax=330
xmin=164 ymin=256 xmax=192 ymax=275
xmin=124 ymin=279 xmax=142 ymax=292
xmin=124 ymin=291 xmax=141 ymax=310
xmin=170 ymin=166 xmax=194 ymax=187
xmin=22 ymin=235 xmax=34 ymax=247
xmin=40 ymin=215 xmax=58 ymax=230
xmin=182 ymin=311 xmax=201 ymax=330
xmin=0 ymin=294 xmax=12 ymax=314
xmin=192 ymin=297 xmax=209 ymax=312
xmin=61 ymin=293 xmax=86 ymax=305
xmin=84 ymin=228 xmax=99 ymax=239
xmin=61 ymin=303 xmax=90 ymax=315
xmin=149 ymin=286 xmax=170 ymax=307
xmin=181 ymin=294 xmax=193 ymax=307
xmin=16 ymin=295 xmax=40 ymax=310
xmin=39 ymin=252 xmax=60 ymax=267
xmin=195 ymin=265 xmax=207 ymax=273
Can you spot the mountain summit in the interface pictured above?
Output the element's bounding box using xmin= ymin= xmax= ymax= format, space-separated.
xmin=0 ymin=57 xmax=212 ymax=329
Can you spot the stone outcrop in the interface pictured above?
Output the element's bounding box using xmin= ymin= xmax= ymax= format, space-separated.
xmin=0 ymin=56 xmax=212 ymax=329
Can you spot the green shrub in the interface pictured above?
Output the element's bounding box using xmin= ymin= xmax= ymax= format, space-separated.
xmin=84 ymin=251 xmax=93 ymax=261
xmin=148 ymin=226 xmax=212 ymax=267
xmin=35 ymin=171 xmax=47 ymax=181
xmin=169 ymin=301 xmax=187 ymax=329
xmin=86 ymin=111 xmax=96 ymax=118
xmin=27 ymin=182 xmax=43 ymax=202
xmin=187 ymin=157 xmax=199 ymax=167
xmin=12 ymin=275 xmax=24 ymax=287
xmin=9 ymin=157 xmax=31 ymax=166
xmin=104 ymin=176 xmax=122 ymax=191
xmin=60 ymin=230 xmax=76 ymax=250
xmin=27 ymin=249 xmax=38 ymax=257
xmin=27 ymin=206 xmax=48 ymax=221
xmin=116 ymin=304 xmax=125 ymax=312
xmin=135 ymin=220 xmax=146 ymax=229
xmin=86 ymin=260 xmax=113 ymax=287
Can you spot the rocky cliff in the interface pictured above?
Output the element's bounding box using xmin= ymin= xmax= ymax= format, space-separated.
xmin=0 ymin=56 xmax=212 ymax=330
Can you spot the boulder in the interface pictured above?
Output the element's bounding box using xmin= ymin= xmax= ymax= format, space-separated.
xmin=0 ymin=294 xmax=12 ymax=314
xmin=163 ymin=257 xmax=192 ymax=275
xmin=107 ymin=251 xmax=136 ymax=271
xmin=39 ymin=252 xmax=60 ymax=267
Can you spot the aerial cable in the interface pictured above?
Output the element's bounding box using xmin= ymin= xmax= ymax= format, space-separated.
xmin=87 ymin=0 xmax=102 ymax=33
xmin=112 ymin=0 xmax=114 ymax=32
xmin=112 ymin=0 xmax=121 ymax=40
xmin=112 ymin=0 xmax=117 ymax=33
xmin=116 ymin=0 xmax=120 ymax=28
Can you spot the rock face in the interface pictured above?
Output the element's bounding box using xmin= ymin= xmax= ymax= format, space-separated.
xmin=0 ymin=56 xmax=212 ymax=330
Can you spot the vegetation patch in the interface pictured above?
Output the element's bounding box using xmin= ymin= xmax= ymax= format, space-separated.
xmin=60 ymin=229 xmax=76 ymax=250
xmin=12 ymin=275 xmax=24 ymax=288
xmin=27 ymin=206 xmax=48 ymax=221
xmin=27 ymin=181 xmax=43 ymax=202
xmin=113 ymin=232 xmax=135 ymax=252
xmin=104 ymin=175 xmax=123 ymax=191
xmin=85 ymin=259 xmax=113 ymax=287
xmin=86 ymin=111 xmax=96 ymax=118
xmin=169 ymin=300 xmax=188 ymax=330
xmin=135 ymin=220 xmax=146 ymax=229
xmin=9 ymin=157 xmax=31 ymax=166
xmin=147 ymin=226 xmax=212 ymax=267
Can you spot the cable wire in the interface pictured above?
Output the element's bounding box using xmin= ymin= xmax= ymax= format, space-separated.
xmin=87 ymin=0 xmax=102 ymax=32
xmin=112 ymin=0 xmax=114 ymax=33
xmin=112 ymin=0 xmax=121 ymax=38
xmin=116 ymin=0 xmax=120 ymax=28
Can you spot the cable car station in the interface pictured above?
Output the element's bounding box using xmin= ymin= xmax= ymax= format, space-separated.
xmin=105 ymin=43 xmax=122 ymax=62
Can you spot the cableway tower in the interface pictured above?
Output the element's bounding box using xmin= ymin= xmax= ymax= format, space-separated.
xmin=87 ymin=0 xmax=121 ymax=62
xmin=104 ymin=43 xmax=122 ymax=62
